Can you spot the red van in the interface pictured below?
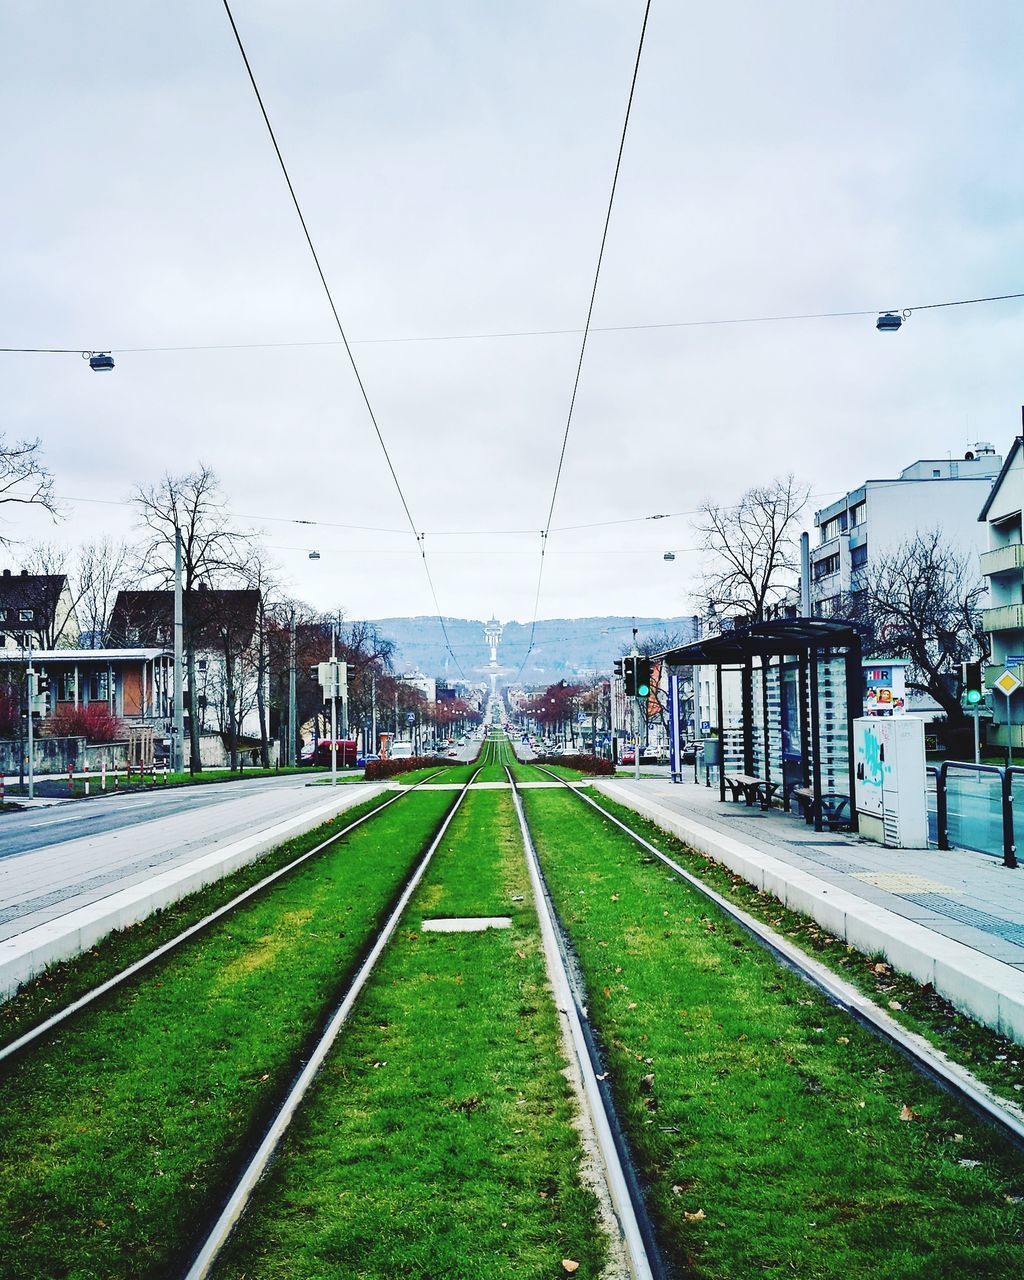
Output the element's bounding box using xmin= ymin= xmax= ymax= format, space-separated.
xmin=304 ymin=739 xmax=357 ymax=768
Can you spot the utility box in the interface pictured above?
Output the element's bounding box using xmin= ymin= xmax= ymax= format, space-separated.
xmin=853 ymin=716 xmax=927 ymax=848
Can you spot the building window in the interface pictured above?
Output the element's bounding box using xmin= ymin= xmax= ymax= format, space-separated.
xmin=820 ymin=513 xmax=848 ymax=542
xmin=849 ymin=501 xmax=866 ymax=527
xmin=932 ymin=469 xmax=941 ymax=478
xmin=850 ymin=544 xmax=868 ymax=569
xmin=19 ymin=608 xmax=33 ymax=623
xmin=89 ymin=672 xmax=110 ymax=701
xmin=814 ymin=553 xmax=840 ymax=580
xmin=60 ymin=672 xmax=77 ymax=701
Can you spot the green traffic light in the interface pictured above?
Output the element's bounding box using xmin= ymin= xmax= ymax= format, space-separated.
xmin=637 ymin=683 xmax=650 ymax=697
xmin=965 ymin=688 xmax=982 ymax=705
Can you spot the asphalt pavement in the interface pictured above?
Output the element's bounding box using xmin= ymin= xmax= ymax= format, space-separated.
xmin=0 ymin=773 xmax=361 ymax=943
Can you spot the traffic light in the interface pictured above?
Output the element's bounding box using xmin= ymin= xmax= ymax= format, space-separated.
xmin=962 ymin=661 xmax=983 ymax=706
xmin=613 ymin=657 xmax=625 ymax=681
xmin=635 ymin=658 xmax=652 ymax=699
xmin=623 ymin=656 xmax=637 ymax=696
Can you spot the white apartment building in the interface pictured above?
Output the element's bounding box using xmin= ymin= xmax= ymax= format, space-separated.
xmin=978 ymin=435 xmax=1024 ymax=748
xmin=809 ymin=444 xmax=1001 ymax=617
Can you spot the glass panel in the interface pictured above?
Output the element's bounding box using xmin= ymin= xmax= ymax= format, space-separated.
xmin=816 ymin=653 xmax=850 ymax=806
xmin=721 ymin=668 xmax=745 ymax=774
xmin=750 ymin=667 xmax=764 ymax=775
xmin=926 ymin=769 xmax=938 ymax=847
xmin=945 ymin=766 xmax=1004 ymax=858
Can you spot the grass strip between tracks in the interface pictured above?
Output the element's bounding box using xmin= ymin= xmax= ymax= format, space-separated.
xmin=0 ymin=790 xmax=393 ymax=1050
xmin=589 ymin=793 xmax=1024 ymax=1111
xmin=211 ymin=790 xmax=608 ymax=1280
xmin=522 ymin=787 xmax=1024 ymax=1280
xmin=0 ymin=789 xmax=456 ymax=1280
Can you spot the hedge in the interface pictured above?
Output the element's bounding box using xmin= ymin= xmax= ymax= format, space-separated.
xmin=364 ymin=755 xmax=450 ymax=781
xmin=532 ymin=753 xmax=615 ymax=776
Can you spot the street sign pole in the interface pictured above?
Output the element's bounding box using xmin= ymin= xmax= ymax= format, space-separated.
xmin=26 ymin=630 xmax=34 ymax=801
xmin=993 ymin=667 xmax=1022 ymax=769
xmin=331 ymin=629 xmax=338 ymax=786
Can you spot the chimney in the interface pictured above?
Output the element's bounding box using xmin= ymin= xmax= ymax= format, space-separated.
xmin=1 ymin=569 xmax=9 ymax=577
xmin=20 ymin=569 xmax=28 ymax=576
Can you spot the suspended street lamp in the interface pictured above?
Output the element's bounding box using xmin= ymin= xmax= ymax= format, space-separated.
xmin=876 ymin=312 xmax=906 ymax=333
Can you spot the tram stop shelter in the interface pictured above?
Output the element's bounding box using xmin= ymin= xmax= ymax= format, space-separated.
xmin=659 ymin=619 xmax=864 ymax=833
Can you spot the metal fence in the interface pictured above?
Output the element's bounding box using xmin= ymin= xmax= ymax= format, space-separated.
xmin=928 ymin=761 xmax=1019 ymax=868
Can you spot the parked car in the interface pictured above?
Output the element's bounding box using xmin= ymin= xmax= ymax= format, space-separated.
xmin=620 ymin=749 xmax=636 ymax=764
xmin=356 ymin=753 xmax=380 ymax=768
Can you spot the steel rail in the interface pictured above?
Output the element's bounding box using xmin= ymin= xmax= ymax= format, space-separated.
xmin=525 ymin=760 xmax=1024 ymax=1151
xmin=183 ymin=765 xmax=483 ymax=1280
xmin=0 ymin=770 xmax=449 ymax=1066
xmin=506 ymin=765 xmax=662 ymax=1280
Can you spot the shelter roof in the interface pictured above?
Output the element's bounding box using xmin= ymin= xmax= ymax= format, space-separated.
xmin=658 ymin=617 xmax=863 ymax=666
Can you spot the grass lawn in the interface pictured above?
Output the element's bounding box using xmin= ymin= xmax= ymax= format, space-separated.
xmin=523 ymin=788 xmax=1024 ymax=1280
xmin=590 ymin=793 xmax=1024 ymax=1111
xmin=212 ymin=790 xmax=607 ymax=1280
xmin=0 ymin=790 xmax=457 ymax=1280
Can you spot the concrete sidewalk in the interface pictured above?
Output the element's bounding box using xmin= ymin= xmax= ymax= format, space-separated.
xmin=594 ymin=776 xmax=1024 ymax=1044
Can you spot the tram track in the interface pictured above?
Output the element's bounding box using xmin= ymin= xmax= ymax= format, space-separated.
xmin=506 ymin=759 xmax=663 ymax=1280
xmin=519 ymin=753 xmax=1024 ymax=1152
xmin=0 ymin=767 xmax=452 ymax=1066
xmin=0 ymin=766 xmax=489 ymax=1279
xmin=183 ymin=764 xmax=484 ymax=1279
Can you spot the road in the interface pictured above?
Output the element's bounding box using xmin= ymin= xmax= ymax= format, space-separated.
xmin=0 ymin=773 xmax=369 ymax=942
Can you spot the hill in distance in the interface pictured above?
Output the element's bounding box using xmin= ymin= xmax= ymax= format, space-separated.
xmin=372 ymin=615 xmax=698 ymax=685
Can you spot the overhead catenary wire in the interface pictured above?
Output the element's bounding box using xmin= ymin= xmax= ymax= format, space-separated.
xmin=218 ymin=0 xmax=464 ymax=677
xmin=6 ymin=288 xmax=1024 ymax=358
xmin=516 ymin=0 xmax=652 ymax=679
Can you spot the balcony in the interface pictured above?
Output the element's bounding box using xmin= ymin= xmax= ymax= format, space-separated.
xmin=982 ymin=603 xmax=1024 ymax=633
xmin=980 ymin=543 xmax=1024 ymax=577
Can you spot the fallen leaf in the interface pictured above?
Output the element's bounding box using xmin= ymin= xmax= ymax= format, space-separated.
xmin=959 ymin=1159 xmax=981 ymax=1168
xmin=562 ymin=1262 xmax=580 ymax=1274
xmin=610 ymin=893 xmax=619 ymax=902
xmin=628 ymin=1001 xmax=638 ymax=1010
xmin=873 ymin=962 xmax=890 ymax=974
xmin=888 ymin=1000 xmax=903 ymax=1011
xmin=836 ymin=1036 xmax=850 ymax=1045
xmin=953 ymin=1133 xmax=963 ymax=1142
xmin=684 ymin=1208 xmax=706 ymax=1221
xmin=899 ymin=1104 xmax=916 ymax=1122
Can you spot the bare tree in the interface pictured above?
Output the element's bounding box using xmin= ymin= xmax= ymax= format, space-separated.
xmin=78 ymin=539 xmax=134 ymax=646
xmin=27 ymin=538 xmax=134 ymax=648
xmin=132 ymin=467 xmax=250 ymax=771
xmin=847 ymin=530 xmax=986 ymax=726
xmin=0 ymin=436 xmax=59 ymax=543
xmin=695 ymin=474 xmax=809 ymax=623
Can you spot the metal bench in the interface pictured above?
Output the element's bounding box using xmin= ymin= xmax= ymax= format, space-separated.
xmin=790 ymin=786 xmax=850 ymax=828
xmin=724 ymin=774 xmax=780 ymax=808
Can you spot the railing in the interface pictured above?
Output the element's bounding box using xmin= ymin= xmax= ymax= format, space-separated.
xmin=932 ymin=760 xmax=1018 ymax=868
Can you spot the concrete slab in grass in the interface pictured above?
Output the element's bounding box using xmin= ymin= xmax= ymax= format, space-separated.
xmin=421 ymin=917 xmax=512 ymax=932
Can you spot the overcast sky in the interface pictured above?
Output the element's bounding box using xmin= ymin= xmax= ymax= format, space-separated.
xmin=3 ymin=1 xmax=1023 ymax=631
